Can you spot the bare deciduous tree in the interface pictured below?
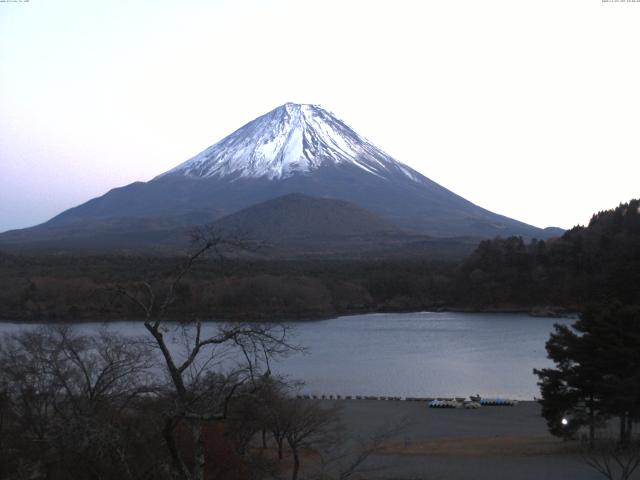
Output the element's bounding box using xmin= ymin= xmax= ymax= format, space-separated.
xmin=582 ymin=436 xmax=640 ymax=480
xmin=113 ymin=229 xmax=300 ymax=480
xmin=284 ymin=399 xmax=341 ymax=480
xmin=0 ymin=326 xmax=160 ymax=480
xmin=313 ymin=418 xmax=409 ymax=480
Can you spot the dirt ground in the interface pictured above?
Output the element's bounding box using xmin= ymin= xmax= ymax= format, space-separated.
xmin=316 ymin=399 xmax=608 ymax=480
xmin=377 ymin=433 xmax=577 ymax=456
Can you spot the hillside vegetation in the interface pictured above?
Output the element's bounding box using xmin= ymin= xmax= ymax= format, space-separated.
xmin=452 ymin=198 xmax=640 ymax=310
xmin=0 ymin=199 xmax=637 ymax=322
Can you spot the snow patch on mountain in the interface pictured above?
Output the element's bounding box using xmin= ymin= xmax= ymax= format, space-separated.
xmin=159 ymin=103 xmax=423 ymax=183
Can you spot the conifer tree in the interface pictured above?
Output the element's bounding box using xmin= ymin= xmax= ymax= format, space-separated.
xmin=535 ymin=304 xmax=640 ymax=446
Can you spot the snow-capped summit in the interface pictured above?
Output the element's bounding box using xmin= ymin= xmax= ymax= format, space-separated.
xmin=160 ymin=103 xmax=420 ymax=182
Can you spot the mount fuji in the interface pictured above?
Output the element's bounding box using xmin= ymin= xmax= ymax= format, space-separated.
xmin=0 ymin=103 xmax=562 ymax=253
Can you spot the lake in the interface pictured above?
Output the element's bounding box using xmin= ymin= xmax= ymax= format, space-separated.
xmin=0 ymin=312 xmax=572 ymax=400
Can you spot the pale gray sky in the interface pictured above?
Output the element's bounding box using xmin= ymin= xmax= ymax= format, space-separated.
xmin=1 ymin=0 xmax=638 ymax=233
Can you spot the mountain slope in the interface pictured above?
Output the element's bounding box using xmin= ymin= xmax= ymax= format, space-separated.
xmin=212 ymin=193 xmax=401 ymax=240
xmin=208 ymin=193 xmax=478 ymax=258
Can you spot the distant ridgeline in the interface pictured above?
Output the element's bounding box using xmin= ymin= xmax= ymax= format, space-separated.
xmin=0 ymin=199 xmax=637 ymax=322
xmin=451 ymin=199 xmax=640 ymax=311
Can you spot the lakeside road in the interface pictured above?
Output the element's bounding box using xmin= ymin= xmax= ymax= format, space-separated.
xmin=321 ymin=399 xmax=602 ymax=480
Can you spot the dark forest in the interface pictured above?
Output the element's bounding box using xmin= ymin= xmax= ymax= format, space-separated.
xmin=1 ymin=199 xmax=638 ymax=323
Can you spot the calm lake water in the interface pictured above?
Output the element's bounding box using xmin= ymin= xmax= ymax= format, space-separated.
xmin=0 ymin=312 xmax=572 ymax=400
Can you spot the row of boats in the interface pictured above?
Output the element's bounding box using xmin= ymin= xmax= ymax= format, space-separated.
xmin=296 ymin=394 xmax=519 ymax=407
xmin=429 ymin=397 xmax=519 ymax=408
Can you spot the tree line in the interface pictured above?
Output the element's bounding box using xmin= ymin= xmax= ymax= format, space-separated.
xmin=453 ymin=199 xmax=640 ymax=310
xmin=0 ymin=199 xmax=638 ymax=322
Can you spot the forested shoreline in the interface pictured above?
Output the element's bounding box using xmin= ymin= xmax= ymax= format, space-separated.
xmin=0 ymin=199 xmax=637 ymax=323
